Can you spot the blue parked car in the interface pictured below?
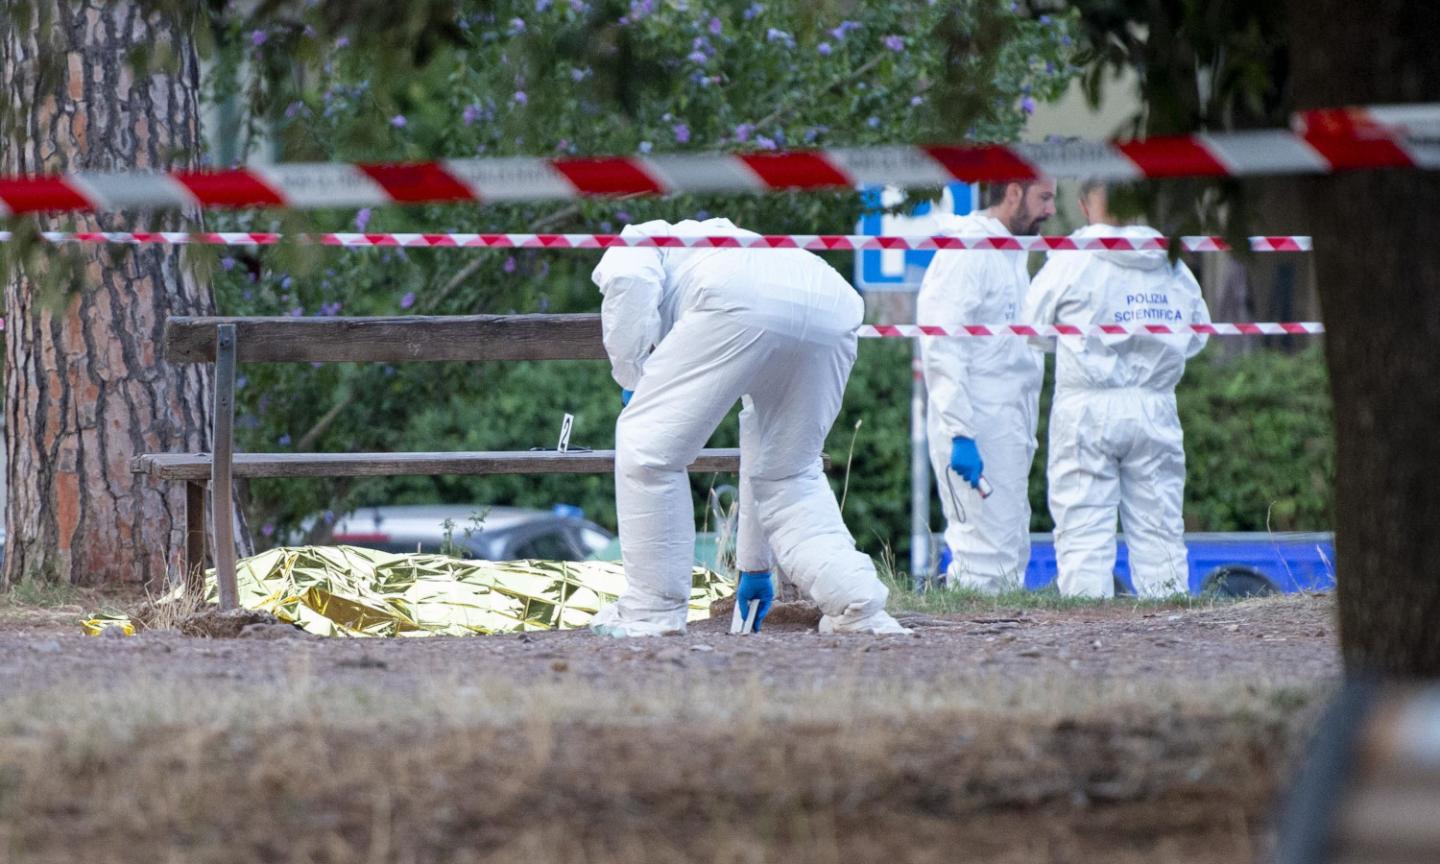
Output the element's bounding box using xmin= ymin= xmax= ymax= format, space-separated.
xmin=937 ymin=532 xmax=1336 ymax=597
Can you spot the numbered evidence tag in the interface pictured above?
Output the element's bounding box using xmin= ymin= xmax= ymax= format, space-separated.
xmin=556 ymin=413 xmax=574 ymax=453
xmin=730 ymin=598 xmax=760 ymax=635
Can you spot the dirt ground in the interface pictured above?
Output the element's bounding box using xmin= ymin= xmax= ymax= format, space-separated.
xmin=0 ymin=592 xmax=1339 ymax=864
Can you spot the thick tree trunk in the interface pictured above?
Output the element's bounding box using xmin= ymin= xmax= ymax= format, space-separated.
xmin=1286 ymin=1 xmax=1440 ymax=676
xmin=1 ymin=2 xmax=239 ymax=586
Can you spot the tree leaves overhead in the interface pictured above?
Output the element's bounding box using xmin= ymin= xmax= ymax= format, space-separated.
xmin=1066 ymin=0 xmax=1290 ymax=243
xmin=192 ymin=1 xmax=1078 ymax=545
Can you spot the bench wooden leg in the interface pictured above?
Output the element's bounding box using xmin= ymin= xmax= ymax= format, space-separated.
xmin=184 ymin=480 xmax=207 ymax=592
xmin=211 ymin=324 xmax=239 ymax=611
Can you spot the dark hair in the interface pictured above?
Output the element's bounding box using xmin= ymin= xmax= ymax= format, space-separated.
xmin=1078 ymin=177 xmax=1113 ymax=200
xmin=983 ymin=180 xmax=1038 ymax=208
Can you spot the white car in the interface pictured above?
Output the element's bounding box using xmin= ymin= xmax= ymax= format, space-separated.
xmin=320 ymin=504 xmax=614 ymax=561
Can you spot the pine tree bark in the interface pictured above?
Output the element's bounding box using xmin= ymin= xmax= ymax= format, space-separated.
xmin=2 ymin=2 xmax=236 ymax=586
xmin=1286 ymin=0 xmax=1440 ymax=676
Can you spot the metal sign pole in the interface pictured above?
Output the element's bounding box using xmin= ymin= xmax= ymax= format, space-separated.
xmin=909 ymin=341 xmax=931 ymax=589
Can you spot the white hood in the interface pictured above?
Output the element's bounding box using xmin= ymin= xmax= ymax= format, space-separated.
xmin=1023 ymin=222 xmax=1212 ymax=393
xmin=1074 ymin=223 xmax=1170 ymax=271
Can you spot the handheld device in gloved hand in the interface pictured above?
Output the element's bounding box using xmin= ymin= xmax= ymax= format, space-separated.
xmin=949 ymin=436 xmax=994 ymax=498
xmin=730 ymin=570 xmax=774 ymax=634
xmin=948 ymin=436 xmax=983 ymax=486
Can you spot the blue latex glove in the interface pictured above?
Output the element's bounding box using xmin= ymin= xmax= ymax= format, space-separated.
xmin=736 ymin=570 xmax=775 ymax=632
xmin=949 ymin=436 xmax=984 ymax=490
xmin=620 ymin=388 xmax=633 ymax=407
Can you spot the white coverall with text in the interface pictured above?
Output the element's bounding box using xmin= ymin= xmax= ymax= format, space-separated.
xmin=591 ymin=218 xmax=892 ymax=634
xmin=1022 ymin=224 xmax=1211 ymax=598
xmin=918 ymin=212 xmax=1044 ymax=591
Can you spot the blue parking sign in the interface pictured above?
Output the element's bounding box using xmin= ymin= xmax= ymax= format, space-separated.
xmin=853 ymin=183 xmax=977 ymax=293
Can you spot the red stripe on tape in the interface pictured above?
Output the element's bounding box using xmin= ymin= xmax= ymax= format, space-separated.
xmin=1054 ymin=324 xmax=1083 ymax=336
xmin=0 ymin=177 xmax=95 ymax=213
xmin=1281 ymin=322 xmax=1310 ymax=334
xmin=1194 ymin=324 xmax=1219 ymax=335
xmin=922 ymin=145 xmax=1038 ymax=183
xmin=1295 ymin=108 xmax=1387 ymax=138
xmin=1116 ymin=137 xmax=1229 ymax=178
xmin=1235 ymin=322 xmax=1263 ymax=334
xmin=919 ymin=325 xmax=948 ymax=336
xmin=964 ymin=325 xmax=993 ymax=336
xmin=873 ymin=325 xmax=903 ymax=337
xmin=1144 ymin=324 xmax=1175 ymax=334
xmin=551 ymin=158 xmax=665 ymax=195
xmin=738 ymin=152 xmax=851 ymax=189
xmin=1302 ymin=130 xmax=1416 ymax=171
xmin=422 ymin=233 xmax=457 ymax=246
xmin=1011 ymin=325 xmax=1039 ymax=337
xmin=174 ymin=170 xmax=286 ymax=207
xmin=1100 ymin=325 xmax=1127 ymax=335
xmin=359 ymin=163 xmax=474 ymax=204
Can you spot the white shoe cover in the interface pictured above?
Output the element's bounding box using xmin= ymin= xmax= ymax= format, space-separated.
xmin=589 ymin=603 xmax=685 ymax=638
xmin=818 ymin=606 xmax=912 ymax=635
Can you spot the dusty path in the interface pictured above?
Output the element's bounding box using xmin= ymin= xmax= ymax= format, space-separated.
xmin=0 ymin=593 xmax=1339 ymax=863
xmin=1 ymin=593 xmax=1337 ymax=693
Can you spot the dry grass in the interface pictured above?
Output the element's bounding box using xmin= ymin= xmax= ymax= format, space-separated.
xmin=0 ymin=669 xmax=1328 ymax=864
xmin=127 ymin=580 xmax=210 ymax=631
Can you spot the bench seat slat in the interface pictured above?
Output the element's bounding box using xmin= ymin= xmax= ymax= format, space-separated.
xmin=132 ymin=448 xmax=742 ymax=480
xmin=164 ymin=314 xmax=607 ymax=364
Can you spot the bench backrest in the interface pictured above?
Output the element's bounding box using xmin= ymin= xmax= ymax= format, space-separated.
xmin=164 ymin=314 xmax=607 ymax=363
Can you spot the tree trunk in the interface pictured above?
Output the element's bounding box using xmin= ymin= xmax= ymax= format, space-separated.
xmin=1286 ymin=0 xmax=1440 ymax=676
xmin=1 ymin=2 xmax=240 ymax=587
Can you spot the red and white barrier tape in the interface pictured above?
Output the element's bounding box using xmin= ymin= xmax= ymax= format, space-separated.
xmin=859 ymin=322 xmax=1325 ymax=338
xmin=0 ymin=104 xmax=1434 ymax=214
xmin=0 ymin=317 xmax=1322 ymax=337
xmin=0 ymin=230 xmax=1313 ymax=252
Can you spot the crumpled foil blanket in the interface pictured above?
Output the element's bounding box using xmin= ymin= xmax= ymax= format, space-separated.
xmin=81 ymin=545 xmax=731 ymax=637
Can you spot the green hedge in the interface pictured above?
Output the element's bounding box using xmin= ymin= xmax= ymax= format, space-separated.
xmin=1175 ymin=346 xmax=1333 ymax=532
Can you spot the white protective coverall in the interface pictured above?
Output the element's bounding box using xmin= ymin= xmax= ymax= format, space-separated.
xmin=918 ymin=212 xmax=1044 ymax=591
xmin=591 ymin=218 xmax=901 ymax=635
xmin=1022 ymin=224 xmax=1211 ymax=598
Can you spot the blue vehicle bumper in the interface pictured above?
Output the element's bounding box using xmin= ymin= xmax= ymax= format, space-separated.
xmin=936 ymin=532 xmax=1336 ymax=595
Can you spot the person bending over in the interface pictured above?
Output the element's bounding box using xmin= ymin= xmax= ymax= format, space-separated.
xmin=591 ymin=217 xmax=909 ymax=636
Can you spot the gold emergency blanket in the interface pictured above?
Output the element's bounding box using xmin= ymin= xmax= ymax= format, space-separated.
xmin=82 ymin=545 xmax=731 ymax=638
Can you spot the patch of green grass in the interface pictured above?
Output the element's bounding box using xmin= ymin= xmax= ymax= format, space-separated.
xmin=881 ymin=576 xmax=1231 ymax=615
xmin=872 ymin=546 xmax=1238 ymax=615
xmin=0 ymin=577 xmax=83 ymax=609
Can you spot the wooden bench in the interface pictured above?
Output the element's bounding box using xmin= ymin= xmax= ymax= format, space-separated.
xmin=134 ymin=314 xmax=741 ymax=608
